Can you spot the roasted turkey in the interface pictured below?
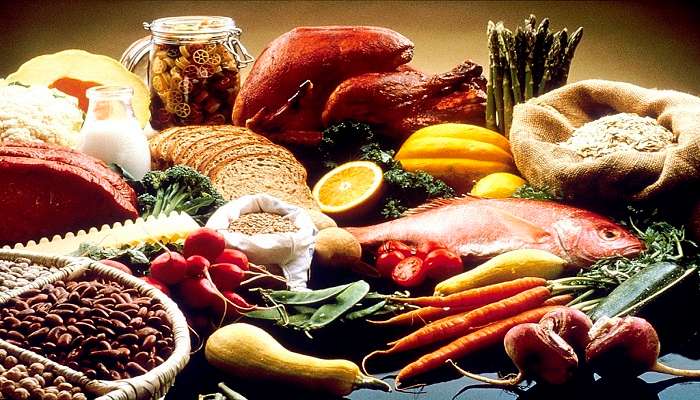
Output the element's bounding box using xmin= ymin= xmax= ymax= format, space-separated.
xmin=233 ymin=26 xmax=486 ymax=148
xmin=322 ymin=61 xmax=487 ymax=141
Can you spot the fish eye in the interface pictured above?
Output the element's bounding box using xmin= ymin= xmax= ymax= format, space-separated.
xmin=601 ymin=229 xmax=619 ymax=240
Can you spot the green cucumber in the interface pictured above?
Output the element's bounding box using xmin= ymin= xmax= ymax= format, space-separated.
xmin=590 ymin=262 xmax=695 ymax=321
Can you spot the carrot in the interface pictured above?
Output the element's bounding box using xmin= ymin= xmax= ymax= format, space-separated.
xmin=368 ymin=305 xmax=472 ymax=326
xmin=392 ymin=277 xmax=547 ymax=307
xmin=542 ymin=293 xmax=574 ymax=306
xmin=395 ymin=305 xmax=563 ymax=386
xmin=386 ymin=286 xmax=551 ymax=354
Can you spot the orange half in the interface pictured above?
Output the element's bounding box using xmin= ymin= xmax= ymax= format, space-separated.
xmin=312 ymin=161 xmax=384 ymax=217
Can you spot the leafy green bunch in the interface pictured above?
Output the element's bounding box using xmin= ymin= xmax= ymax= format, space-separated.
xmin=320 ymin=122 xmax=455 ymax=219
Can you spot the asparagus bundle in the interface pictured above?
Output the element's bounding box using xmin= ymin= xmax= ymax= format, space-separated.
xmin=486 ymin=15 xmax=583 ymax=135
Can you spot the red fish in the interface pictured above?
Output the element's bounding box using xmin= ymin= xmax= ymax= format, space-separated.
xmin=345 ymin=197 xmax=644 ymax=267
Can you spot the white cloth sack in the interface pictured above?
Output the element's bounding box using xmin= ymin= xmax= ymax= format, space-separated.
xmin=206 ymin=194 xmax=317 ymax=290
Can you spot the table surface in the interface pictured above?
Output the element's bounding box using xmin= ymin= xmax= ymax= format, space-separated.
xmin=165 ymin=272 xmax=700 ymax=400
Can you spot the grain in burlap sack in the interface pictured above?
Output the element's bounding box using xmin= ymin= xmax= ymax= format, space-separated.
xmin=510 ymin=79 xmax=700 ymax=203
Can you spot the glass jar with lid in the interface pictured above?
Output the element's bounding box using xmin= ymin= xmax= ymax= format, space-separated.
xmin=121 ymin=16 xmax=254 ymax=130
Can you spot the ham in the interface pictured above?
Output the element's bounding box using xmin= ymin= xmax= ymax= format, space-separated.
xmin=0 ymin=143 xmax=138 ymax=246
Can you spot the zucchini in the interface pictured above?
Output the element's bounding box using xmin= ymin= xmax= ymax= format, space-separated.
xmin=590 ymin=262 xmax=696 ymax=321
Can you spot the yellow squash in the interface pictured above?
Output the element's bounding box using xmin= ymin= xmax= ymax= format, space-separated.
xmin=396 ymin=123 xmax=516 ymax=194
xmin=434 ymin=249 xmax=569 ymax=296
xmin=205 ymin=323 xmax=391 ymax=396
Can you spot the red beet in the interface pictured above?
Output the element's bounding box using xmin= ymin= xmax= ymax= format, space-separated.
xmin=586 ymin=316 xmax=700 ymax=379
xmin=183 ymin=227 xmax=226 ymax=261
xmin=539 ymin=307 xmax=592 ymax=355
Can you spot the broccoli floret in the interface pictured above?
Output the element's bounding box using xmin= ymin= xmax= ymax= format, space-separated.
xmin=141 ymin=170 xmax=166 ymax=192
xmin=320 ymin=121 xmax=377 ymax=170
xmin=136 ymin=193 xmax=157 ymax=215
xmin=136 ymin=165 xmax=225 ymax=225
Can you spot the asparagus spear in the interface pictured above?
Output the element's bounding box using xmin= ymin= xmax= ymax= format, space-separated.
xmin=485 ymin=21 xmax=497 ymax=131
xmin=532 ymin=18 xmax=550 ymax=96
xmin=490 ymin=22 xmax=505 ymax=134
xmin=498 ymin=26 xmax=522 ymax=105
xmin=537 ymin=31 xmax=554 ymax=96
xmin=523 ymin=15 xmax=536 ymax=100
xmin=560 ymin=26 xmax=583 ymax=86
xmin=541 ymin=30 xmax=563 ymax=93
xmin=514 ymin=26 xmax=527 ymax=99
xmin=497 ymin=24 xmax=514 ymax=136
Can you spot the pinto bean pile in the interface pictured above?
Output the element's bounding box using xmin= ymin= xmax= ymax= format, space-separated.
xmin=0 ymin=278 xmax=174 ymax=380
xmin=0 ymin=349 xmax=89 ymax=400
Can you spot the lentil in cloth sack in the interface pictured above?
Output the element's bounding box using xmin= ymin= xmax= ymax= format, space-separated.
xmin=510 ymin=79 xmax=700 ymax=203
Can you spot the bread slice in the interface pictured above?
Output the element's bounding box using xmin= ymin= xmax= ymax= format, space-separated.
xmin=200 ymin=142 xmax=302 ymax=178
xmin=177 ymin=127 xmax=265 ymax=167
xmin=210 ymin=153 xmax=310 ymax=203
xmin=158 ymin=126 xmax=213 ymax=164
xmin=167 ymin=129 xmax=219 ymax=165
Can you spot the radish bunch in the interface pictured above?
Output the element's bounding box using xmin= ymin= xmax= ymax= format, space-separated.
xmin=143 ymin=228 xmax=255 ymax=326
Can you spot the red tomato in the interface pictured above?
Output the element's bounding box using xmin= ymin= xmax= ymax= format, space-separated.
xmin=378 ymin=240 xmax=414 ymax=257
xmin=414 ymin=241 xmax=447 ymax=260
xmin=424 ymin=249 xmax=463 ymax=281
xmin=391 ymin=256 xmax=427 ymax=288
xmin=375 ymin=250 xmax=406 ymax=278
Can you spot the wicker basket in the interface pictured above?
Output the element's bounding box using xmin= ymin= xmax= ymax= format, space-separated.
xmin=0 ymin=250 xmax=191 ymax=400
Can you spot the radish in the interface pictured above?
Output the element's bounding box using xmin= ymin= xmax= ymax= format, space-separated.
xmin=214 ymin=248 xmax=249 ymax=271
xmin=184 ymin=227 xmax=226 ymax=262
xmin=178 ymin=277 xmax=219 ymax=309
xmin=186 ymin=255 xmax=210 ymax=277
xmin=99 ymin=259 xmax=133 ymax=275
xmin=586 ymin=316 xmax=700 ymax=379
xmin=141 ymin=276 xmax=170 ymax=296
xmin=209 ymin=263 xmax=245 ymax=292
xmin=150 ymin=251 xmax=188 ymax=285
xmin=211 ymin=291 xmax=255 ymax=320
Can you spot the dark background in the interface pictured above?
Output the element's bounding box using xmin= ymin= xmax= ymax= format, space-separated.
xmin=1 ymin=1 xmax=699 ymax=94
xmin=1 ymin=1 xmax=699 ymax=399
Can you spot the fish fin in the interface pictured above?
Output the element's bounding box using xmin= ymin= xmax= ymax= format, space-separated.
xmin=401 ymin=195 xmax=477 ymax=217
xmin=485 ymin=205 xmax=553 ymax=242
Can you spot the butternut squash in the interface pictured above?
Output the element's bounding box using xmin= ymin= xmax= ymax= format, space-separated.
xmin=205 ymin=323 xmax=391 ymax=396
xmin=396 ymin=123 xmax=516 ymax=194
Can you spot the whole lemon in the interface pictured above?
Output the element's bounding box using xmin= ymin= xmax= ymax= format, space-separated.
xmin=470 ymin=172 xmax=526 ymax=198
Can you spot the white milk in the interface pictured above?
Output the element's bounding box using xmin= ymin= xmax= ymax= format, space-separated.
xmin=79 ymin=86 xmax=151 ymax=180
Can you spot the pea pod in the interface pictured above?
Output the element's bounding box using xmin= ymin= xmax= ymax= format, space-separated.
xmin=590 ymin=262 xmax=695 ymax=321
xmin=344 ymin=300 xmax=387 ymax=321
xmin=264 ymin=282 xmax=353 ymax=305
xmin=299 ymin=281 xmax=370 ymax=330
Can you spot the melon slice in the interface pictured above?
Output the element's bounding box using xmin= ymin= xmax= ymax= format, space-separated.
xmin=7 ymin=49 xmax=150 ymax=127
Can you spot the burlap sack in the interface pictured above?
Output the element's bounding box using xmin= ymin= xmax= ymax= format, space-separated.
xmin=510 ymin=79 xmax=700 ymax=203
